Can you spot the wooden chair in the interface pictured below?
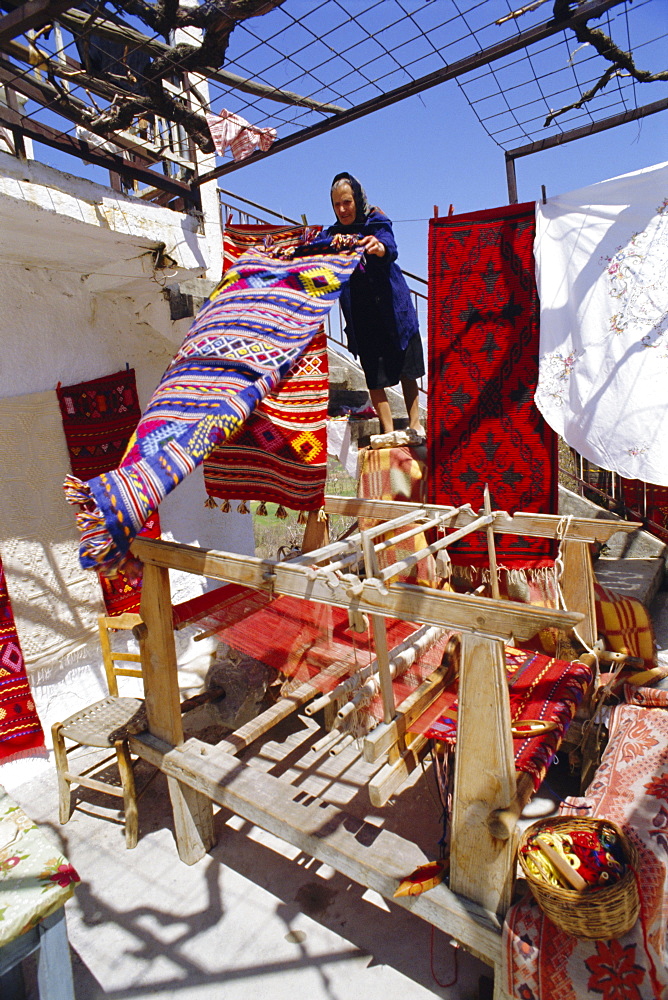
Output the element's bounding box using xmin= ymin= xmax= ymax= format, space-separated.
xmin=51 ymin=614 xmax=148 ymax=849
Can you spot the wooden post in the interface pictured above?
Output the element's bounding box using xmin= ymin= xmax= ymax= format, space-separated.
xmin=301 ymin=509 xmax=329 ymax=553
xmin=140 ymin=561 xmax=214 ymax=864
xmin=361 ymin=527 xmax=395 ymax=724
xmin=449 ymin=633 xmax=517 ymax=915
xmin=484 ymin=485 xmax=500 ymax=600
xmin=559 ymin=539 xmax=597 ymax=649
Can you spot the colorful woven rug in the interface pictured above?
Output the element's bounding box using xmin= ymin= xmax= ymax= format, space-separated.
xmin=57 ymin=369 xmax=160 ymax=614
xmin=0 ymin=554 xmax=46 ymax=763
xmin=427 ymin=203 xmax=558 ymax=567
xmin=503 ymin=693 xmax=668 ymax=999
xmin=222 ymin=222 xmax=321 ymax=272
xmin=56 ymin=368 xmax=142 ymax=480
xmin=409 ymin=646 xmax=592 ymax=791
xmin=65 ymin=241 xmax=363 ymax=573
xmin=203 ymin=327 xmax=329 ymax=513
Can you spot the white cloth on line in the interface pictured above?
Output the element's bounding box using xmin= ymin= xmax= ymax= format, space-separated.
xmin=326 ymin=418 xmax=359 ymax=478
xmin=206 ymin=110 xmax=276 ymax=162
xmin=534 ymin=160 xmax=668 ymax=486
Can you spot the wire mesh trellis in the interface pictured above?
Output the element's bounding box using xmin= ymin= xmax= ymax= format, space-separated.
xmin=0 ymin=0 xmax=665 ymax=204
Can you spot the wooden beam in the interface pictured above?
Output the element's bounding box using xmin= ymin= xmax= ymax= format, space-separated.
xmin=324 ymin=495 xmax=640 ymax=544
xmin=0 ymin=0 xmax=73 ymax=44
xmin=363 ymin=662 xmax=452 ymax=763
xmin=368 ymin=732 xmax=429 ymax=807
xmin=0 ymin=52 xmax=195 ymax=169
xmin=0 ymin=102 xmax=198 ymax=205
xmin=54 ymin=6 xmax=344 ymax=114
xmin=131 ymin=537 xmax=584 ymax=642
xmin=559 ymin=539 xmax=598 ymax=648
xmin=195 ymin=0 xmax=627 ymax=185
xmin=140 ymin=562 xmax=214 ymax=864
xmin=129 ymin=730 xmax=504 ymax=964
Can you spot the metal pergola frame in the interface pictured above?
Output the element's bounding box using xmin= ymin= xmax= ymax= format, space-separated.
xmin=0 ymin=0 xmax=643 ymax=209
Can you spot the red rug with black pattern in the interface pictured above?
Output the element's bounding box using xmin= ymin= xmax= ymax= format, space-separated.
xmin=427 ymin=203 xmax=557 ymax=567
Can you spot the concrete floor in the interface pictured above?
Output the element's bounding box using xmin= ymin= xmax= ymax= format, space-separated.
xmin=11 ymin=735 xmax=491 ymax=1000
xmin=6 ymin=575 xmax=668 ymax=1000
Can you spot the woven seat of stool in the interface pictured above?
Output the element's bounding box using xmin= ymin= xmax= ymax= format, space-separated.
xmin=59 ymin=696 xmax=147 ymax=747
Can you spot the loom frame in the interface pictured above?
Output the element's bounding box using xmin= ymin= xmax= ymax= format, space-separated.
xmin=128 ymin=499 xmax=638 ymax=1000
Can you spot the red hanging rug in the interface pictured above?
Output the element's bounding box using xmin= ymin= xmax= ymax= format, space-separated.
xmin=427 ymin=203 xmax=557 ymax=567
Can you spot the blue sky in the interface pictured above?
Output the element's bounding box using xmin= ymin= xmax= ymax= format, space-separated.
xmin=28 ymin=1 xmax=668 ymax=283
xmin=212 ymin=74 xmax=668 ymax=281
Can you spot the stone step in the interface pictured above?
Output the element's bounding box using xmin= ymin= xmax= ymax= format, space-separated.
xmin=559 ymin=485 xmax=667 ymax=562
xmin=594 ymin=557 xmax=665 ymax=607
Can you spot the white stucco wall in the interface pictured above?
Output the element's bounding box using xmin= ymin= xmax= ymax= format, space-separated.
xmin=0 ymin=154 xmax=253 ymax=789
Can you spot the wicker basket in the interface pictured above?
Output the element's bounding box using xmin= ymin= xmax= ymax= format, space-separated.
xmin=518 ymin=816 xmax=640 ymax=940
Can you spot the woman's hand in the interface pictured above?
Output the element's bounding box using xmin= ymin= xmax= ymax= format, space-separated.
xmin=358 ymin=234 xmax=386 ymax=257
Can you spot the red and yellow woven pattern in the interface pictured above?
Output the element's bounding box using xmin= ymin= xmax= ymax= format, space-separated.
xmin=595 ymin=582 xmax=656 ymax=667
xmin=203 ymin=327 xmax=329 ymax=512
xmin=410 ymin=646 xmax=593 ymax=791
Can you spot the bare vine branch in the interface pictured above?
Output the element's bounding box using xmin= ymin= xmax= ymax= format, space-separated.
xmin=546 ymin=1 xmax=668 ymax=126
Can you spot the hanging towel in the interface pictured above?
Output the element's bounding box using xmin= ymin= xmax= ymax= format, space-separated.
xmin=206 ymin=110 xmax=276 ymax=161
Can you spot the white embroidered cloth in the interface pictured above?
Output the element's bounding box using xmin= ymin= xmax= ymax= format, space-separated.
xmin=206 ymin=110 xmax=276 ymax=161
xmin=534 ymin=161 xmax=668 ymax=486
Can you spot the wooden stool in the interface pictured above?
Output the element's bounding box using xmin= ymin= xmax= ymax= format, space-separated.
xmin=52 ymin=696 xmax=147 ymax=849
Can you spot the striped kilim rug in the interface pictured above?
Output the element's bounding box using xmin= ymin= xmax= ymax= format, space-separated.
xmin=66 ymin=241 xmax=363 ymax=573
xmin=204 ymin=222 xmax=329 ymax=514
xmin=203 ymin=327 xmax=329 ymax=513
xmin=0 ymin=554 xmax=45 ymax=763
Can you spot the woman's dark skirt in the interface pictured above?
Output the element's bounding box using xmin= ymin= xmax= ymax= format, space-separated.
xmin=358 ymin=330 xmax=425 ymax=391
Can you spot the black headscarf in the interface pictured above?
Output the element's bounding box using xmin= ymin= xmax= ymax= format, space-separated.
xmin=330 ymin=172 xmax=371 ymax=227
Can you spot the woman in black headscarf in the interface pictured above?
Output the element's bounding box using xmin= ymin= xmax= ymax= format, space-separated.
xmin=325 ymin=171 xmax=425 ymax=436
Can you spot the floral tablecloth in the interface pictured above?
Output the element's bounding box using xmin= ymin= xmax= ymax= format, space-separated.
xmin=0 ymin=785 xmax=79 ymax=946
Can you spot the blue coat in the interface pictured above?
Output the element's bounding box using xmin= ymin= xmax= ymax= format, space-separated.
xmin=325 ymin=210 xmax=420 ymax=357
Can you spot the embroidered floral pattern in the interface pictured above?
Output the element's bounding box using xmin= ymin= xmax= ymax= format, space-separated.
xmin=644 ymin=773 xmax=668 ymax=802
xmin=0 ymin=787 xmax=78 ymax=946
xmin=649 ymin=805 xmax=668 ymax=854
xmin=534 ymin=349 xmax=582 ymax=407
xmin=620 ymin=718 xmax=660 ymax=762
xmin=585 ymin=939 xmax=645 ymax=1000
xmin=39 ymin=860 xmax=80 ymax=890
xmin=605 ymin=197 xmax=668 ymax=351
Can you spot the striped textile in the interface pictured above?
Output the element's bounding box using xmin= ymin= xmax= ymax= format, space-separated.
xmin=410 ymin=646 xmax=593 ymax=791
xmin=0 ymin=554 xmax=45 ymax=763
xmin=203 ymin=327 xmax=329 ymax=512
xmin=206 ymin=110 xmax=276 ymax=161
xmin=207 ymin=222 xmax=329 ymax=513
xmin=66 ymin=242 xmax=363 ymax=573
xmin=595 ymin=582 xmax=656 ymax=667
xmin=222 ymin=223 xmax=321 ymax=272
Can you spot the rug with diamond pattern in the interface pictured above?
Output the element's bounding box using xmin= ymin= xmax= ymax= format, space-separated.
xmin=0 ymin=554 xmax=45 ymax=762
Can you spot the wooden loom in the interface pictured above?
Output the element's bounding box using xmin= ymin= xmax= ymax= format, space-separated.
xmin=127 ymin=497 xmax=638 ymax=999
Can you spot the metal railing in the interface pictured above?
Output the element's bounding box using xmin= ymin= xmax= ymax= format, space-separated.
xmin=218 ymin=189 xmax=428 ymax=403
xmin=561 ymin=453 xmax=668 ymax=545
